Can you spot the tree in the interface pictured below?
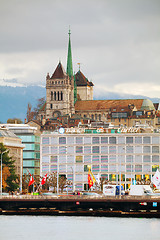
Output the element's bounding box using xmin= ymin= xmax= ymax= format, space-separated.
xmin=26 ymin=97 xmax=45 ymax=121
xmin=0 ymin=143 xmax=19 ymax=192
xmin=59 ymin=175 xmax=67 ymax=193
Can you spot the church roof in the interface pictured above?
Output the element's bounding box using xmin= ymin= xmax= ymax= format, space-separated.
xmin=75 ymin=71 xmax=94 ymax=87
xmin=51 ymin=62 xmax=67 ymax=79
xmin=75 ymin=99 xmax=147 ymax=112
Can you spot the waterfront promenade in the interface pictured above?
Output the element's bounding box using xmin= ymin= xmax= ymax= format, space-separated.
xmin=0 ymin=194 xmax=160 ymax=217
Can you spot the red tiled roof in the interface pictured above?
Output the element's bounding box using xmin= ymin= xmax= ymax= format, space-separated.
xmin=75 ymin=99 xmax=144 ymax=111
xmin=51 ymin=62 xmax=67 ymax=79
xmin=75 ymin=71 xmax=94 ymax=87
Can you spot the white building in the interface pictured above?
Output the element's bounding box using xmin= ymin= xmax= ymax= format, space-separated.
xmin=40 ymin=127 xmax=160 ymax=191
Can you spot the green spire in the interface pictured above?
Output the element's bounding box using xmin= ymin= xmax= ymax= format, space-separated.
xmin=66 ymin=28 xmax=73 ymax=79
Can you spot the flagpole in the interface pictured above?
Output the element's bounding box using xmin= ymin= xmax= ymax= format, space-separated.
xmin=57 ymin=159 xmax=59 ymax=195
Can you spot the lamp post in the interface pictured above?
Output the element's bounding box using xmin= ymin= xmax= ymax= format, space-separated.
xmin=1 ymin=150 xmax=8 ymax=196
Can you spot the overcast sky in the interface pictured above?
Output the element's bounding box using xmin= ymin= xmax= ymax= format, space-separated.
xmin=0 ymin=0 xmax=160 ymax=98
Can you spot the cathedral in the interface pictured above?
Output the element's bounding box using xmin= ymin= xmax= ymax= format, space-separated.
xmin=44 ymin=30 xmax=93 ymax=120
xmin=36 ymin=30 xmax=159 ymax=129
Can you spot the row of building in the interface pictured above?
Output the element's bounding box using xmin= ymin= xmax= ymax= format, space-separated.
xmin=1 ymin=122 xmax=160 ymax=191
xmin=1 ymin=30 xmax=160 ymax=191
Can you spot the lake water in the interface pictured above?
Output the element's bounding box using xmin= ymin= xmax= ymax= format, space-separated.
xmin=0 ymin=216 xmax=160 ymax=240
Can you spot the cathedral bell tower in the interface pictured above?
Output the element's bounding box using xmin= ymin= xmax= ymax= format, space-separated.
xmin=45 ymin=30 xmax=75 ymax=119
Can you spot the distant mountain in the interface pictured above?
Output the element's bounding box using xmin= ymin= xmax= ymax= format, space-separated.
xmin=0 ymin=86 xmax=45 ymax=123
xmin=0 ymin=85 xmax=159 ymax=123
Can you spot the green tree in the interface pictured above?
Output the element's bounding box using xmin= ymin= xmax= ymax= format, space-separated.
xmin=0 ymin=143 xmax=19 ymax=192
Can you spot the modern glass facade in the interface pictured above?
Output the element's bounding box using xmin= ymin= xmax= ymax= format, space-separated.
xmin=40 ymin=132 xmax=160 ymax=191
xmin=19 ymin=135 xmax=40 ymax=175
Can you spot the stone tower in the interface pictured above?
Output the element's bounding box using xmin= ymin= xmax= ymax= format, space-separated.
xmin=45 ymin=30 xmax=75 ymax=119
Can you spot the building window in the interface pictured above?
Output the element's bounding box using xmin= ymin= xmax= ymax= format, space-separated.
xmin=84 ymin=155 xmax=91 ymax=163
xmin=152 ymin=137 xmax=159 ymax=144
xmin=54 ymin=91 xmax=56 ymax=100
xmin=59 ymin=137 xmax=66 ymax=145
xmin=143 ymin=165 xmax=151 ymax=172
xmin=59 ymin=155 xmax=66 ymax=163
xmin=109 ymin=146 xmax=116 ymax=154
xmin=50 ymin=156 xmax=57 ymax=163
xmin=75 ymin=155 xmax=83 ymax=163
xmin=118 ymin=137 xmax=125 ymax=144
xmin=76 ymin=146 xmax=83 ymax=153
xmin=143 ymin=155 xmax=150 ymax=162
xmin=92 ymin=165 xmax=99 ymax=173
xmin=126 ymin=146 xmax=133 ymax=153
xmin=92 ymin=155 xmax=99 ymax=163
xmin=135 ymin=137 xmax=142 ymax=144
xmin=84 ymin=165 xmax=89 ymax=172
xmin=101 ymin=137 xmax=108 ymax=144
xmin=109 ymin=137 xmax=116 ymax=144
xmin=92 ymin=137 xmax=99 ymax=144
xmin=126 ymin=137 xmax=133 ymax=144
xmin=152 ymin=155 xmax=159 ymax=163
xmin=109 ymin=165 xmax=116 ymax=172
xmin=101 ymin=155 xmax=108 ymax=163
xmin=101 ymin=165 xmax=108 ymax=172
xmin=76 ymin=137 xmax=83 ymax=144
xmin=135 ymin=165 xmax=142 ymax=172
xmin=50 ymin=104 xmax=52 ymax=109
xmin=84 ymin=146 xmax=91 ymax=154
xmin=92 ymin=146 xmax=99 ymax=153
xmin=59 ymin=146 xmax=66 ymax=154
xmin=50 ymin=146 xmax=58 ymax=154
xmin=126 ymin=155 xmax=133 ymax=163
xmin=135 ymin=146 xmax=142 ymax=154
xmin=152 ymin=146 xmax=159 ymax=153
xmin=42 ymin=137 xmax=49 ymax=145
xmin=51 ymin=91 xmax=53 ymax=101
xmin=109 ymin=155 xmax=116 ymax=163
xmin=84 ymin=137 xmax=91 ymax=144
xmin=91 ymin=114 xmax=94 ymax=120
xmin=99 ymin=114 xmax=101 ymax=121
xmin=101 ymin=146 xmax=108 ymax=154
xmin=143 ymin=137 xmax=151 ymax=144
xmin=61 ymin=91 xmax=63 ymax=101
xmin=143 ymin=146 xmax=150 ymax=153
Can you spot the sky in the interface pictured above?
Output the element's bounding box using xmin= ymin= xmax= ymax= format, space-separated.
xmin=0 ymin=0 xmax=160 ymax=99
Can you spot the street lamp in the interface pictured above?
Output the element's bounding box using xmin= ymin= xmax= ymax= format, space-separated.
xmin=1 ymin=150 xmax=8 ymax=196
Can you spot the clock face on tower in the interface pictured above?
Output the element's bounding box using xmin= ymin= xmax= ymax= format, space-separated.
xmin=59 ymin=127 xmax=65 ymax=134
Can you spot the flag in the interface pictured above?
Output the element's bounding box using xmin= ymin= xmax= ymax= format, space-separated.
xmin=151 ymin=169 xmax=160 ymax=189
xmin=90 ymin=170 xmax=96 ymax=184
xmin=28 ymin=174 xmax=35 ymax=186
xmin=88 ymin=173 xmax=93 ymax=188
xmin=41 ymin=173 xmax=47 ymax=185
xmin=88 ymin=169 xmax=96 ymax=188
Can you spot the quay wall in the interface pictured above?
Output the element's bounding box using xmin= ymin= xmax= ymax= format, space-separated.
xmin=0 ymin=195 xmax=160 ymax=217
